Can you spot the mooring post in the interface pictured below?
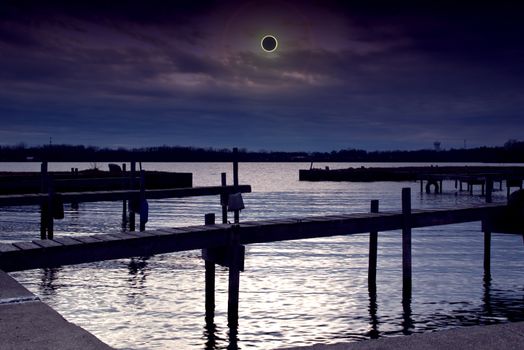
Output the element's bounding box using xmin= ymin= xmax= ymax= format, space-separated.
xmin=227 ymin=226 xmax=243 ymax=328
xmin=486 ymin=177 xmax=493 ymax=204
xmin=129 ymin=161 xmax=136 ymax=231
xmin=139 ymin=170 xmax=146 ymax=232
xmin=402 ymin=188 xmax=412 ymax=300
xmin=122 ymin=163 xmax=127 ymax=224
xmin=46 ymin=184 xmax=54 ymax=240
xmin=368 ymin=200 xmax=379 ymax=292
xmin=483 ymin=178 xmax=493 ymax=276
xmin=232 ymin=148 xmax=239 ymax=224
xmin=221 ymin=172 xmax=228 ymax=224
xmin=419 ymin=180 xmax=423 ymax=194
xmin=204 ymin=213 xmax=216 ymax=323
xmin=439 ymin=180 xmax=443 ymax=194
xmin=460 ymin=180 xmax=463 ymax=191
xmin=40 ymin=161 xmax=48 ymax=240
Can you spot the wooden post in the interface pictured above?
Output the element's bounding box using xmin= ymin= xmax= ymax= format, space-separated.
xmin=227 ymin=227 xmax=243 ymax=328
xmin=481 ymin=183 xmax=485 ymax=196
xmin=484 ymin=230 xmax=491 ymax=276
xmin=460 ymin=180 xmax=463 ymax=191
xmin=486 ymin=177 xmax=493 ymax=204
xmin=483 ymin=180 xmax=492 ymax=276
xmin=221 ymin=173 xmax=228 ymax=224
xmin=129 ymin=161 xmax=136 ymax=231
xmin=139 ymin=170 xmax=146 ymax=232
xmin=232 ymin=148 xmax=239 ymax=224
xmin=122 ymin=163 xmax=127 ymax=225
xmin=420 ymin=180 xmax=423 ymax=194
xmin=402 ymin=188 xmax=412 ymax=300
xmin=204 ymin=213 xmax=216 ymax=323
xmin=469 ymin=182 xmax=473 ymax=195
xmin=46 ymin=180 xmax=54 ymax=240
xmin=368 ymin=200 xmax=379 ymax=292
xmin=40 ymin=162 xmax=48 ymax=240
xmin=454 ymin=179 xmax=458 ymax=189
xmin=439 ymin=180 xmax=443 ymax=194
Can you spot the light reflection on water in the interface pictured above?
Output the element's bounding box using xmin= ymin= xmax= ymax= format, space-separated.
xmin=2 ymin=162 xmax=524 ymax=349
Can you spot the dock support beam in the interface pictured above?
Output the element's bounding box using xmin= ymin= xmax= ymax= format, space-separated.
xmin=221 ymin=173 xmax=228 ymax=224
xmin=122 ymin=163 xmax=127 ymax=226
xmin=402 ymin=188 xmax=412 ymax=300
xmin=227 ymin=227 xmax=243 ymax=328
xmin=204 ymin=213 xmax=216 ymax=323
xmin=368 ymin=200 xmax=379 ymax=292
xmin=233 ymin=148 xmax=239 ymax=224
xmin=129 ymin=161 xmax=136 ymax=231
xmin=483 ymin=178 xmax=493 ymax=277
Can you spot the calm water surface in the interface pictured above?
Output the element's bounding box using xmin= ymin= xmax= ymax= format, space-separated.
xmin=2 ymin=162 xmax=523 ymax=349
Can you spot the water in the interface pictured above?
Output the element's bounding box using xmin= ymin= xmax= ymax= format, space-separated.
xmin=2 ymin=162 xmax=523 ymax=349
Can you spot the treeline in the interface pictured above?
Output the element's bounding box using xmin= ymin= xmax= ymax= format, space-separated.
xmin=1 ymin=140 xmax=524 ymax=163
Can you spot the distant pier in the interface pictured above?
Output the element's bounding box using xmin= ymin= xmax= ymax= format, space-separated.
xmin=299 ymin=165 xmax=524 ymax=196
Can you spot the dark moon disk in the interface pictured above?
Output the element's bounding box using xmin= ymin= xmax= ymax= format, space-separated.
xmin=261 ymin=35 xmax=278 ymax=52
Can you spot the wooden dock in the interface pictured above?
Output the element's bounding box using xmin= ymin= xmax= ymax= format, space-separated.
xmin=1 ymin=186 xmax=521 ymax=327
xmin=299 ymin=165 xmax=524 ymax=196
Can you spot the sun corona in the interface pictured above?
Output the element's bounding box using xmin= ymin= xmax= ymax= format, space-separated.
xmin=261 ymin=35 xmax=278 ymax=52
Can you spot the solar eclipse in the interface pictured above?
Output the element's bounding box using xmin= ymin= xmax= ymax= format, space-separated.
xmin=261 ymin=35 xmax=278 ymax=52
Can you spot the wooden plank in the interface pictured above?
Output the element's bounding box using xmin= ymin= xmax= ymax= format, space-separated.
xmin=32 ymin=240 xmax=63 ymax=248
xmin=71 ymin=236 xmax=103 ymax=244
xmin=91 ymin=234 xmax=123 ymax=242
xmin=106 ymin=233 xmax=140 ymax=240
xmin=52 ymin=237 xmax=84 ymax=246
xmin=125 ymin=231 xmax=157 ymax=238
xmin=0 ymin=243 xmax=20 ymax=253
xmin=12 ymin=242 xmax=41 ymax=251
xmin=153 ymin=228 xmax=189 ymax=235
xmin=0 ymin=185 xmax=252 ymax=207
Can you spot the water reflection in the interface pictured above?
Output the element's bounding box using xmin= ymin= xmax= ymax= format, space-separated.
xmin=39 ymin=267 xmax=61 ymax=296
xmin=401 ymin=296 xmax=414 ymax=335
xmin=367 ymin=285 xmax=379 ymax=338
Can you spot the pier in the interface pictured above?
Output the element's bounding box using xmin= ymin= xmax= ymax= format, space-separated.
xmin=299 ymin=166 xmax=524 ymax=196
xmin=1 ymin=155 xmax=523 ymax=348
xmin=1 ymin=187 xmax=521 ymax=329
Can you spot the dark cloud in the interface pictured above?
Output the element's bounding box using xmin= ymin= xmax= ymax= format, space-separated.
xmin=0 ymin=0 xmax=523 ymax=150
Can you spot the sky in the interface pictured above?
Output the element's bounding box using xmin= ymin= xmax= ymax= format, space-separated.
xmin=1 ymin=0 xmax=523 ymax=151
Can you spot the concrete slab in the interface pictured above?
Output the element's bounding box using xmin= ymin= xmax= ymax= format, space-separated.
xmin=0 ymin=270 xmax=113 ymax=350
xmin=0 ymin=270 xmax=37 ymax=302
xmin=277 ymin=322 xmax=524 ymax=350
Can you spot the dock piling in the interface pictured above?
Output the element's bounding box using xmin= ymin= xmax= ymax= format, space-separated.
xmin=122 ymin=163 xmax=127 ymax=225
xmin=221 ymin=173 xmax=228 ymax=224
xmin=139 ymin=170 xmax=146 ymax=232
xmin=204 ymin=213 xmax=216 ymax=323
xmin=129 ymin=161 xmax=136 ymax=231
xmin=40 ymin=162 xmax=48 ymax=240
xmin=233 ymin=148 xmax=239 ymax=224
xmin=402 ymin=188 xmax=412 ymax=300
xmin=368 ymin=200 xmax=379 ymax=292
xmin=227 ymin=226 xmax=244 ymax=328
